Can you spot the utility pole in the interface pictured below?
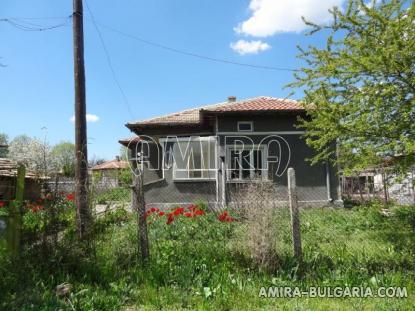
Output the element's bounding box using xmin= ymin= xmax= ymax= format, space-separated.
xmin=73 ymin=0 xmax=91 ymax=239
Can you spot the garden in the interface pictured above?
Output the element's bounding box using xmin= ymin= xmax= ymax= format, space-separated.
xmin=1 ymin=197 xmax=415 ymax=310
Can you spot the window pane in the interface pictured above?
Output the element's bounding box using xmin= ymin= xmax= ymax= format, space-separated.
xmin=253 ymin=150 xmax=262 ymax=178
xmin=172 ymin=138 xmax=215 ymax=179
xmin=241 ymin=150 xmax=251 ymax=179
xmin=230 ymin=150 xmax=240 ymax=179
xmin=238 ymin=122 xmax=252 ymax=131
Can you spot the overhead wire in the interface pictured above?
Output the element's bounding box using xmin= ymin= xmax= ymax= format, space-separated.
xmin=0 ymin=16 xmax=72 ymax=31
xmin=84 ymin=0 xmax=135 ymax=118
xmin=85 ymin=17 xmax=299 ymax=72
xmin=1 ymin=14 xmax=299 ymax=72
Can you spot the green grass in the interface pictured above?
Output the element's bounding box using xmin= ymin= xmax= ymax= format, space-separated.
xmin=1 ymin=203 xmax=415 ymax=310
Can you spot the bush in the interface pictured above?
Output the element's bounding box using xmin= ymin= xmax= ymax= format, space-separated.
xmin=96 ymin=187 xmax=130 ymax=204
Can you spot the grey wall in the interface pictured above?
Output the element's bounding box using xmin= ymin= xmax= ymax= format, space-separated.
xmin=141 ymin=113 xmax=339 ymax=207
xmin=217 ymin=114 xmax=304 ymax=132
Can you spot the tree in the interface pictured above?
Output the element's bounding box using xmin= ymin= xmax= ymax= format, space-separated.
xmin=0 ymin=133 xmax=8 ymax=158
xmin=289 ymin=0 xmax=415 ymax=174
xmin=51 ymin=141 xmax=76 ymax=177
xmin=119 ymin=145 xmax=130 ymax=161
xmin=89 ymin=156 xmax=106 ymax=168
xmin=8 ymin=135 xmax=53 ymax=177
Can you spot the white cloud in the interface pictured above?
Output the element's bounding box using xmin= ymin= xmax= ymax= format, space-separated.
xmin=230 ymin=40 xmax=271 ymax=55
xmin=235 ymin=0 xmax=345 ymax=37
xmin=70 ymin=114 xmax=100 ymax=123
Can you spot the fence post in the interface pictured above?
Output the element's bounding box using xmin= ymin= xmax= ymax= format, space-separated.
xmin=382 ymin=169 xmax=389 ymax=204
xmin=9 ymin=164 xmax=25 ymax=259
xmin=132 ymin=170 xmax=149 ymax=264
xmin=287 ymin=167 xmax=302 ymax=260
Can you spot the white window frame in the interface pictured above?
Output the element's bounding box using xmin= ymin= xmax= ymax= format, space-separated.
xmin=226 ymin=144 xmax=267 ymax=182
xmin=164 ymin=136 xmax=217 ymax=182
xmin=237 ymin=121 xmax=253 ymax=132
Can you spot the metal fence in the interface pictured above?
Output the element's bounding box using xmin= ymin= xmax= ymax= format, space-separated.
xmin=341 ymin=169 xmax=415 ymax=205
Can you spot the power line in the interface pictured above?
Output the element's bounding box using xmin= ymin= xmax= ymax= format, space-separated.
xmin=1 ymin=14 xmax=299 ymax=72
xmin=0 ymin=16 xmax=72 ymax=31
xmin=0 ymin=16 xmax=71 ymax=20
xmin=84 ymin=1 xmax=135 ymax=118
xmin=84 ymin=18 xmax=299 ymax=72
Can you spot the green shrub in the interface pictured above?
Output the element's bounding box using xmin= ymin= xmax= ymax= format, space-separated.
xmin=96 ymin=187 xmax=130 ymax=204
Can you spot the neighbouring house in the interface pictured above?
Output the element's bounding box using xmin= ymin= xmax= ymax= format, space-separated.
xmin=341 ymin=165 xmax=415 ymax=205
xmin=0 ymin=158 xmax=42 ymax=201
xmin=121 ymin=96 xmax=340 ymax=208
xmin=91 ymin=157 xmax=130 ymax=187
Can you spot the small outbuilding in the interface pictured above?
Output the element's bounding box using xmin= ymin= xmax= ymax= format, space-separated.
xmin=0 ymin=158 xmax=42 ymax=201
xmin=91 ymin=157 xmax=130 ymax=187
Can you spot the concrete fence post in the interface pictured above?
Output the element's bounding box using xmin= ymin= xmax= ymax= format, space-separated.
xmin=132 ymin=170 xmax=149 ymax=265
xmin=287 ymin=167 xmax=302 ymax=260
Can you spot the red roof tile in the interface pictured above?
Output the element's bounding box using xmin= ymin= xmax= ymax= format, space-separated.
xmin=203 ymin=97 xmax=303 ymax=112
xmin=0 ymin=158 xmax=44 ymax=179
xmin=127 ymin=96 xmax=304 ymax=128
xmin=91 ymin=159 xmax=129 ymax=171
xmin=118 ymin=136 xmax=142 ymax=147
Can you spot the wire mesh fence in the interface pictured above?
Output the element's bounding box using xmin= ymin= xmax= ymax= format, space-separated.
xmin=341 ymin=168 xmax=415 ymax=205
xmin=3 ymin=174 xmax=132 ymax=262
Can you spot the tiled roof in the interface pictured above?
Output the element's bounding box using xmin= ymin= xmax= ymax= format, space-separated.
xmin=127 ymin=96 xmax=303 ymax=127
xmin=91 ymin=159 xmax=129 ymax=171
xmin=0 ymin=158 xmax=41 ymax=179
xmin=202 ymin=97 xmax=303 ymax=112
xmin=118 ymin=136 xmax=142 ymax=147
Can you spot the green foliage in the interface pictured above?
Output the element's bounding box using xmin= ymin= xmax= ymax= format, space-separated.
xmin=289 ymin=0 xmax=415 ymax=172
xmin=96 ymin=187 xmax=130 ymax=204
xmin=1 ymin=204 xmax=415 ymax=310
xmin=118 ymin=169 xmax=132 ymax=186
xmin=0 ymin=132 xmax=8 ymax=158
xmin=119 ymin=145 xmax=129 ymax=161
xmin=50 ymin=141 xmax=75 ymax=177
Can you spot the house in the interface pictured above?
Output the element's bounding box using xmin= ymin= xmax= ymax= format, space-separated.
xmin=0 ymin=158 xmax=42 ymax=201
xmin=341 ymin=165 xmax=415 ymax=205
xmin=121 ymin=96 xmax=340 ymax=208
xmin=91 ymin=157 xmax=130 ymax=187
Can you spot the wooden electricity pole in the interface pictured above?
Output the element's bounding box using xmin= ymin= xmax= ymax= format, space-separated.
xmin=73 ymin=0 xmax=91 ymax=239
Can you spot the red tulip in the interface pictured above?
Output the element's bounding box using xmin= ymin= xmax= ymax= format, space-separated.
xmin=218 ymin=211 xmax=234 ymax=222
xmin=166 ymin=213 xmax=174 ymax=225
xmin=194 ymin=210 xmax=205 ymax=216
xmin=188 ymin=204 xmax=198 ymax=211
xmin=173 ymin=207 xmax=184 ymax=216
xmin=66 ymin=193 xmax=75 ymax=202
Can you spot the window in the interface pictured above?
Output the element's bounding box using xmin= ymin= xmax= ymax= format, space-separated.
xmin=227 ymin=145 xmax=266 ymax=181
xmin=171 ymin=137 xmax=216 ymax=180
xmin=237 ymin=121 xmax=253 ymax=132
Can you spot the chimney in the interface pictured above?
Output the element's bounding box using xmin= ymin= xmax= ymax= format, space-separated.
xmin=227 ymin=96 xmax=236 ymax=103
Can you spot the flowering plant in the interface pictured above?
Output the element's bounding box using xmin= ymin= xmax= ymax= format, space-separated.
xmin=22 ymin=192 xmax=75 ymax=234
xmin=144 ymin=203 xmax=235 ymax=226
xmin=145 ymin=204 xmax=207 ymax=225
xmin=0 ymin=200 xmax=10 ymax=217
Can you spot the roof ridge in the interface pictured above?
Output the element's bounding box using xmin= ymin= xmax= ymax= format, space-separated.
xmin=126 ymin=96 xmax=302 ymax=127
xmin=127 ymin=100 xmax=229 ymax=125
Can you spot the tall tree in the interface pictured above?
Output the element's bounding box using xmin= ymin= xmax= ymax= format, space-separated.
xmin=0 ymin=133 xmax=8 ymax=157
xmin=289 ymin=0 xmax=415 ymax=174
xmin=51 ymin=141 xmax=76 ymax=177
xmin=8 ymin=135 xmax=52 ymax=177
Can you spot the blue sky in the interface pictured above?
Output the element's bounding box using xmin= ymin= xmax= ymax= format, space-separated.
xmin=1 ymin=0 xmax=345 ymax=160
